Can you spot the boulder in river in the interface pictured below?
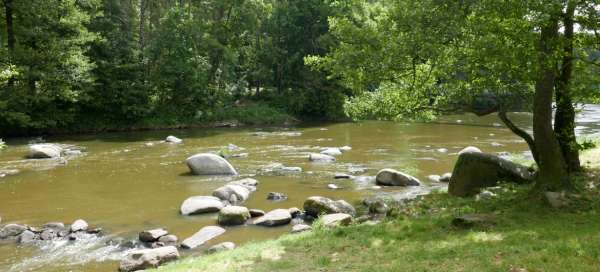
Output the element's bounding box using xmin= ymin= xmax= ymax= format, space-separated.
xmin=427 ymin=175 xmax=441 ymax=183
xmin=321 ymin=148 xmax=342 ymax=156
xmin=17 ymin=230 xmax=37 ymax=244
xmin=303 ymin=196 xmax=356 ymax=217
xmin=180 ymin=196 xmax=225 ymax=215
xmin=207 ymin=242 xmax=236 ymax=254
xmin=267 ymin=192 xmax=288 ymax=201
xmin=186 ymin=153 xmax=238 ymax=175
xmin=28 ymin=144 xmax=63 ymax=159
xmin=439 ymin=173 xmax=452 ymax=182
xmin=0 ymin=224 xmax=27 ymax=239
xmin=139 ymin=228 xmax=169 ymax=243
xmin=375 ymin=169 xmax=421 ymax=186
xmin=165 ymin=136 xmax=182 ymax=144
xmin=181 ymin=226 xmax=226 ymax=249
xmin=228 ymin=178 xmax=259 ymax=192
xmin=339 ymin=146 xmax=352 ymax=152
xmin=308 ymin=153 xmax=335 ymax=163
xmin=119 ymin=245 xmax=180 ymax=272
xmin=458 ymin=146 xmax=482 ymax=155
xmin=157 ymin=234 xmax=178 ymax=246
xmin=218 ymin=206 xmax=251 ymax=225
xmin=321 ymin=213 xmax=352 ymax=227
xmin=448 ymin=152 xmax=534 ymax=197
xmin=70 ymin=219 xmax=89 ymax=232
xmin=213 ymin=184 xmax=251 ymax=205
xmin=254 ymin=209 xmax=292 ymax=227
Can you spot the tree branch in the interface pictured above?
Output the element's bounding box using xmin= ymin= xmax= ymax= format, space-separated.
xmin=498 ymin=111 xmax=539 ymax=165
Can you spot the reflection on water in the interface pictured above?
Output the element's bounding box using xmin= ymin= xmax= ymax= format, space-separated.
xmin=1 ymin=106 xmax=600 ymax=271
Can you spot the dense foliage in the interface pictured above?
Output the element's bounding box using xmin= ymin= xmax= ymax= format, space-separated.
xmin=0 ymin=0 xmax=347 ymax=134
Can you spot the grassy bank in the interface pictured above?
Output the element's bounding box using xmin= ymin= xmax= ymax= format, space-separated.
xmin=156 ymin=148 xmax=600 ymax=272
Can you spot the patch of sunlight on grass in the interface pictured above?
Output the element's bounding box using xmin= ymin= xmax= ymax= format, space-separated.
xmin=370 ymin=238 xmax=384 ymax=248
xmin=260 ymin=246 xmax=284 ymax=261
xmin=468 ymin=231 xmax=504 ymax=243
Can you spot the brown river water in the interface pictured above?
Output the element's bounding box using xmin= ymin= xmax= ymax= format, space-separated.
xmin=1 ymin=106 xmax=600 ymax=272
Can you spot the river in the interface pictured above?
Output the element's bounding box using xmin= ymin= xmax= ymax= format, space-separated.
xmin=1 ymin=106 xmax=600 ymax=271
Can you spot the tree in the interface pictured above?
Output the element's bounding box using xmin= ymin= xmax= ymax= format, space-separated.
xmin=310 ymin=0 xmax=600 ymax=191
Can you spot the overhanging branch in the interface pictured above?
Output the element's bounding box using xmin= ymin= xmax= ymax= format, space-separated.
xmin=498 ymin=111 xmax=539 ymax=165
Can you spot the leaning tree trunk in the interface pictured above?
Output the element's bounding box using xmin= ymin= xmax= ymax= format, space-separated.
xmin=532 ymin=18 xmax=570 ymax=191
xmin=554 ymin=1 xmax=581 ymax=174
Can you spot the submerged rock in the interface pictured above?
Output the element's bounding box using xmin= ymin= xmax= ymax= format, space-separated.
xmin=186 ymin=153 xmax=238 ymax=175
xmin=17 ymin=230 xmax=37 ymax=244
xmin=291 ymin=224 xmax=312 ymax=233
xmin=339 ymin=146 xmax=352 ymax=152
xmin=308 ymin=153 xmax=335 ymax=163
xmin=448 ymin=152 xmax=533 ymax=197
xmin=303 ymin=196 xmax=356 ymax=217
xmin=70 ymin=219 xmax=89 ymax=232
xmin=321 ymin=148 xmax=342 ymax=156
xmin=254 ymin=209 xmax=292 ymax=227
xmin=321 ymin=213 xmax=352 ymax=227
xmin=334 ymin=173 xmax=353 ymax=179
xmin=29 ymin=144 xmax=63 ymax=159
xmin=0 ymin=224 xmax=27 ymax=239
xmin=218 ymin=206 xmax=251 ymax=226
xmin=180 ymin=196 xmax=225 ymax=215
xmin=213 ymin=184 xmax=251 ymax=205
xmin=261 ymin=163 xmax=302 ymax=174
xmin=266 ymin=192 xmax=288 ymax=202
xmin=139 ymin=228 xmax=169 ymax=243
xmin=327 ymin=184 xmax=340 ymax=190
xmin=207 ymin=242 xmax=236 ymax=254
xmin=165 ymin=136 xmax=182 ymax=144
xmin=0 ymin=169 xmax=19 ymax=178
xmin=439 ymin=173 xmax=452 ymax=182
xmin=375 ymin=169 xmax=421 ymax=186
xmin=119 ymin=246 xmax=180 ymax=272
xmin=427 ymin=175 xmax=441 ymax=183
xmin=181 ymin=226 xmax=226 ymax=249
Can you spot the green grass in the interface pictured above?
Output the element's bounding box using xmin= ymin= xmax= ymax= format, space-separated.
xmin=157 ymin=149 xmax=600 ymax=272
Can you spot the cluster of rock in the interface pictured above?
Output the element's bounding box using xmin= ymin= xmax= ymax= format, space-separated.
xmin=0 ymin=219 xmax=99 ymax=244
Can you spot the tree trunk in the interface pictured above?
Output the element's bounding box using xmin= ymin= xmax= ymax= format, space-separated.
xmin=532 ymin=18 xmax=570 ymax=191
xmin=554 ymin=1 xmax=581 ymax=173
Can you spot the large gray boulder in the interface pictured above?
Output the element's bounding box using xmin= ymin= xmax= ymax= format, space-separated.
xmin=254 ymin=209 xmax=292 ymax=226
xmin=303 ymin=196 xmax=356 ymax=217
xmin=29 ymin=144 xmax=63 ymax=159
xmin=375 ymin=169 xmax=420 ymax=186
xmin=449 ymin=152 xmax=534 ymax=197
xmin=186 ymin=153 xmax=238 ymax=175
xmin=321 ymin=213 xmax=352 ymax=227
xmin=0 ymin=224 xmax=27 ymax=239
xmin=180 ymin=196 xmax=225 ymax=215
xmin=119 ymin=246 xmax=180 ymax=272
xmin=181 ymin=226 xmax=226 ymax=249
xmin=218 ymin=206 xmax=251 ymax=225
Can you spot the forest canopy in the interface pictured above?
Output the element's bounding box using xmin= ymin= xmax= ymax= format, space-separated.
xmin=0 ymin=0 xmax=598 ymax=135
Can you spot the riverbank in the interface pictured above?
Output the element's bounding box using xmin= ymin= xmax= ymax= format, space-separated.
xmin=156 ymin=147 xmax=600 ymax=272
